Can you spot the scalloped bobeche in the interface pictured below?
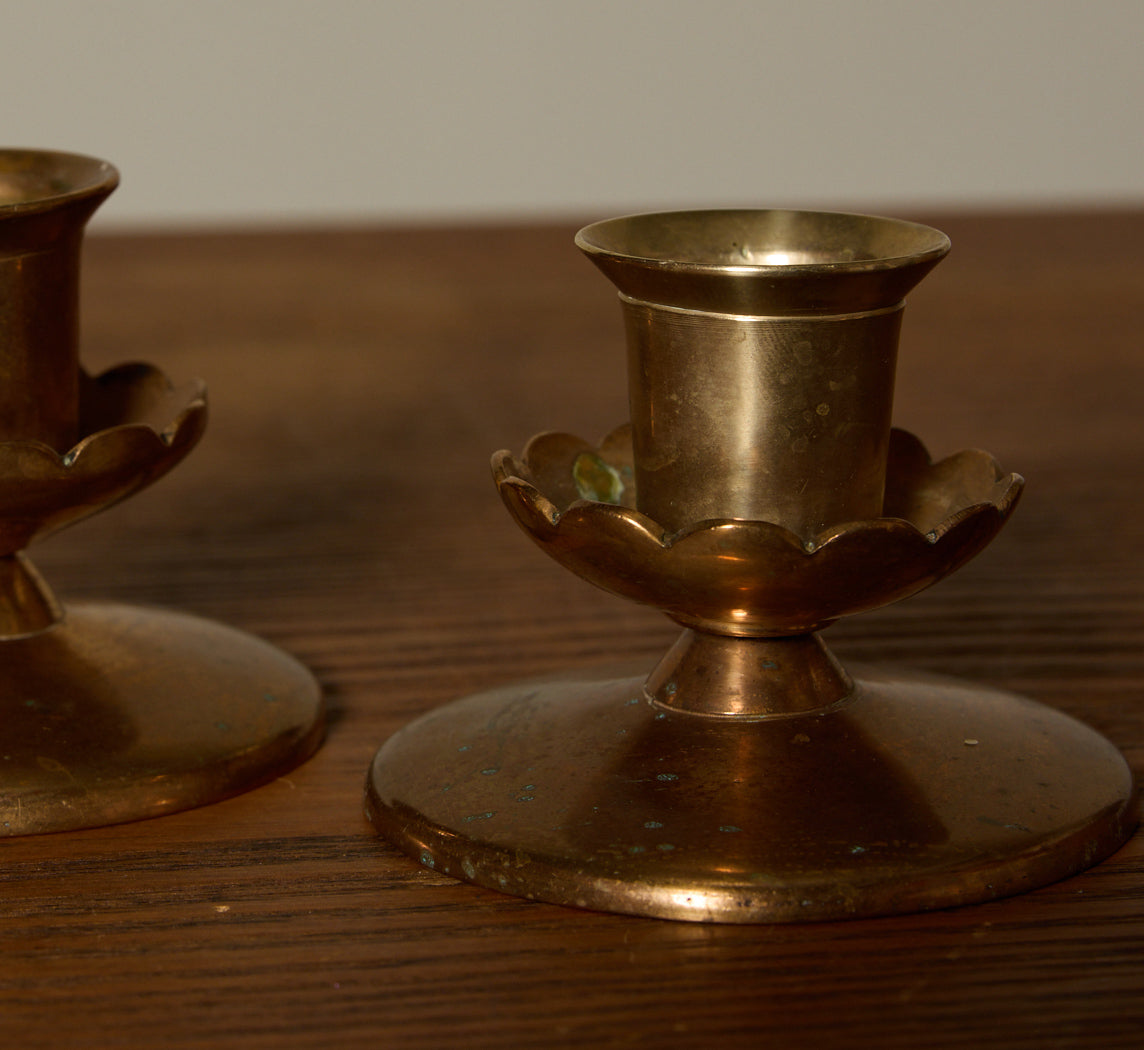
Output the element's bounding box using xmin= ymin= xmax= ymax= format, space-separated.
xmin=493 ymin=425 xmax=1023 ymax=636
xmin=0 ymin=363 xmax=207 ymax=555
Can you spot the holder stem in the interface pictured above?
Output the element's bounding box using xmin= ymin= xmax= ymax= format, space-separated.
xmin=0 ymin=554 xmax=63 ymax=638
xmin=646 ymin=629 xmax=852 ymax=718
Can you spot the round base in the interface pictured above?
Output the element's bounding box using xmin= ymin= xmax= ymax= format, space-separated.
xmin=1 ymin=603 xmax=324 ymax=836
xmin=365 ymin=666 xmax=1137 ymax=923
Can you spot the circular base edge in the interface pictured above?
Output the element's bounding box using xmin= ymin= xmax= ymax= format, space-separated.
xmin=365 ymin=666 xmax=1137 ymax=923
xmin=0 ymin=602 xmax=324 ymax=836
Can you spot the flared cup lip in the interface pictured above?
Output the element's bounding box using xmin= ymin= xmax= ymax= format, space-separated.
xmin=575 ymin=208 xmax=951 ymax=315
xmin=0 ymin=148 xmax=120 ymax=215
xmin=575 ymin=208 xmax=950 ymax=275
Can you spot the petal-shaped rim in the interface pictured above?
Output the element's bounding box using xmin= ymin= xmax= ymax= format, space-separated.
xmin=0 ymin=363 xmax=207 ymax=553
xmin=493 ymin=426 xmax=1023 ymax=635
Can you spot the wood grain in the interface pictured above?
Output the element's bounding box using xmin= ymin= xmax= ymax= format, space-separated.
xmin=1 ymin=211 xmax=1142 ymax=1048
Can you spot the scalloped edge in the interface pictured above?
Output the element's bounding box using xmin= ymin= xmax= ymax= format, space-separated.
xmin=0 ymin=363 xmax=207 ymax=479
xmin=0 ymin=364 xmax=209 ymax=555
xmin=493 ymin=431 xmax=1025 ymax=633
xmin=493 ymin=431 xmax=1024 ymax=558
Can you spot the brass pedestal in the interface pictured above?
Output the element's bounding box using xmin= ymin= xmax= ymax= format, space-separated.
xmin=366 ymin=664 xmax=1133 ymax=923
xmin=3 ymin=601 xmax=321 ymax=835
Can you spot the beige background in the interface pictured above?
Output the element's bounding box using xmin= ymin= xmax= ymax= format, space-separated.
xmin=4 ymin=0 xmax=1141 ymax=229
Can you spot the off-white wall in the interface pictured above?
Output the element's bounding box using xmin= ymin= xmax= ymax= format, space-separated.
xmin=3 ymin=0 xmax=1140 ymax=229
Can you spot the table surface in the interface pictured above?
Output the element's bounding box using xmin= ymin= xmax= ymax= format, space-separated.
xmin=2 ymin=210 xmax=1142 ymax=1049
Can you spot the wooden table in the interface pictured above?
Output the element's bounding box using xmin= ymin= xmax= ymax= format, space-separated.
xmin=2 ymin=211 xmax=1141 ymax=1048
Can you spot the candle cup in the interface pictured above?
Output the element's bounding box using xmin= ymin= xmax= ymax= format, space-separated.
xmin=576 ymin=210 xmax=950 ymax=539
xmin=0 ymin=149 xmax=119 ymax=451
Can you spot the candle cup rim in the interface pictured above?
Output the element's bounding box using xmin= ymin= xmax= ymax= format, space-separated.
xmin=0 ymin=148 xmax=119 ymax=216
xmin=576 ymin=209 xmax=950 ymax=315
xmin=575 ymin=208 xmax=950 ymax=276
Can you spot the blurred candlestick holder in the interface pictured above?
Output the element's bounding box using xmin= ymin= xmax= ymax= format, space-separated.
xmin=0 ymin=149 xmax=323 ymax=836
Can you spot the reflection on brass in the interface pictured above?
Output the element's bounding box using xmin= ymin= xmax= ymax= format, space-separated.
xmin=496 ymin=425 xmax=1022 ymax=642
xmin=367 ymin=209 xmax=1137 ymax=922
xmin=0 ymin=150 xmax=323 ymax=836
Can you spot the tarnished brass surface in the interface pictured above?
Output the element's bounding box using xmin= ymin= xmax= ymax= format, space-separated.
xmin=576 ymin=210 xmax=950 ymax=538
xmin=0 ymin=150 xmax=323 ymax=834
xmin=368 ymin=209 xmax=1136 ymax=921
xmin=496 ymin=424 xmax=1022 ymax=639
xmin=0 ymin=364 xmax=206 ymax=561
xmin=1 ymin=604 xmax=322 ymax=836
xmin=366 ymin=666 xmax=1136 ymax=923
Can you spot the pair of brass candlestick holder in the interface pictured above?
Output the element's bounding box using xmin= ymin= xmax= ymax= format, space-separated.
xmin=2 ymin=150 xmax=1135 ymax=924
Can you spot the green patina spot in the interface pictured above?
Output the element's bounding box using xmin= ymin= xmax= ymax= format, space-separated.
xmin=572 ymin=452 xmax=624 ymax=504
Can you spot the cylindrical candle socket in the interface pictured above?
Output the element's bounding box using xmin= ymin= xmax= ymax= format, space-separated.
xmin=576 ymin=210 xmax=950 ymax=540
xmin=0 ymin=150 xmax=119 ymax=451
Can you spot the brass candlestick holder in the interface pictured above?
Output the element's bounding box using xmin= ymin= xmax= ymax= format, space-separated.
xmin=0 ymin=149 xmax=323 ymax=836
xmin=366 ymin=209 xmax=1137 ymax=922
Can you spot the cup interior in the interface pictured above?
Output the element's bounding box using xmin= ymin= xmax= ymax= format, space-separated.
xmin=577 ymin=209 xmax=950 ymax=272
